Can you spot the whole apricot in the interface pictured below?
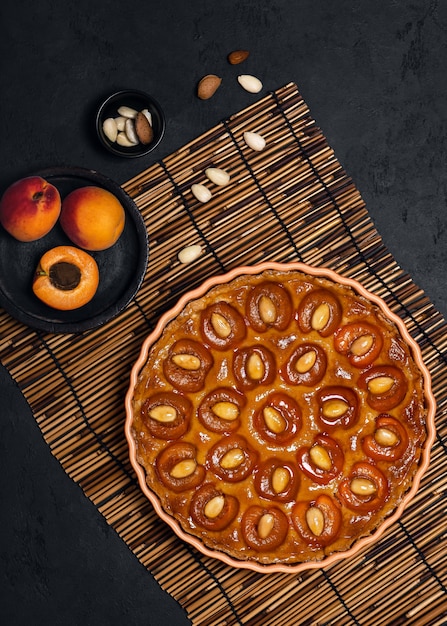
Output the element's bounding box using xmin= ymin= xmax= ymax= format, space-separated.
xmin=33 ymin=245 xmax=99 ymax=310
xmin=0 ymin=176 xmax=61 ymax=242
xmin=60 ymin=186 xmax=125 ymax=251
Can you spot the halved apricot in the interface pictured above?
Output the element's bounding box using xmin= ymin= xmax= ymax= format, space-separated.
xmin=338 ymin=462 xmax=389 ymax=513
xmin=291 ymin=495 xmax=342 ymax=548
xmin=297 ymin=288 xmax=342 ymax=337
xmin=241 ymin=505 xmax=289 ymax=551
xmin=32 ymin=245 xmax=99 ymax=310
xmin=190 ymin=483 xmax=239 ymax=531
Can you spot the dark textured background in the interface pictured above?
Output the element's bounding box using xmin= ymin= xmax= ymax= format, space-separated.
xmin=1 ymin=1 xmax=446 ymax=624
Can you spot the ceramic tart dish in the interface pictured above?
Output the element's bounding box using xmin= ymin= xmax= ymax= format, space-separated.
xmin=124 ymin=262 xmax=436 ymax=573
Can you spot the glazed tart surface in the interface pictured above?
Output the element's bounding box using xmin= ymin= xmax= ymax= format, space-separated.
xmin=128 ymin=265 xmax=431 ymax=567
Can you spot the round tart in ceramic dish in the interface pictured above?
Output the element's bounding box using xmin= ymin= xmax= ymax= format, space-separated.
xmin=125 ymin=262 xmax=436 ymax=573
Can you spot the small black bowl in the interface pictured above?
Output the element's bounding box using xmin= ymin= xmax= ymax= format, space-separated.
xmin=96 ymin=89 xmax=166 ymax=158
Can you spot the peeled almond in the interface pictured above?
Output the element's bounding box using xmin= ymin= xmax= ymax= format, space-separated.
xmin=238 ymin=74 xmax=263 ymax=93
xmin=115 ymin=116 xmax=126 ymax=131
xmin=205 ymin=167 xmax=230 ymax=186
xmin=243 ymin=131 xmax=266 ymax=151
xmin=178 ymin=244 xmax=202 ymax=264
xmin=117 ymin=105 xmax=138 ymax=118
xmin=141 ymin=108 xmax=153 ymax=126
xmin=125 ymin=119 xmax=139 ymax=144
xmin=191 ymin=184 xmax=212 ymax=203
xmin=116 ymin=132 xmax=136 ymax=147
xmin=102 ymin=118 xmax=118 ymax=142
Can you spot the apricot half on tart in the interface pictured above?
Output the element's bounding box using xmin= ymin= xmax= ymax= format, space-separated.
xmin=32 ymin=245 xmax=99 ymax=310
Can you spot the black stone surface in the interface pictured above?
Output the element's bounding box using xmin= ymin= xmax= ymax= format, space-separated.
xmin=1 ymin=1 xmax=446 ymax=624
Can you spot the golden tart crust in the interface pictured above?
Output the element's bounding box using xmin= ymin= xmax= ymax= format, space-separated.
xmin=130 ymin=269 xmax=428 ymax=565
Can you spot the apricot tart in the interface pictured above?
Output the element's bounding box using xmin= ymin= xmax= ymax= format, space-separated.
xmin=125 ymin=262 xmax=435 ymax=572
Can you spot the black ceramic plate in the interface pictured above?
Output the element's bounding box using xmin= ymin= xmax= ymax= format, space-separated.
xmin=0 ymin=166 xmax=149 ymax=333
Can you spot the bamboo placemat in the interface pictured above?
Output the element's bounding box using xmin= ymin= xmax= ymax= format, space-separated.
xmin=1 ymin=82 xmax=447 ymax=625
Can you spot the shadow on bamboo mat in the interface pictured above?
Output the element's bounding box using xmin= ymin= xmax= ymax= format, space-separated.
xmin=1 ymin=83 xmax=446 ymax=625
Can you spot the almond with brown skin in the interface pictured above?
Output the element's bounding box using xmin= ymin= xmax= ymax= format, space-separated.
xmin=197 ymin=74 xmax=222 ymax=100
xmin=134 ymin=111 xmax=154 ymax=145
xmin=228 ymin=50 xmax=250 ymax=65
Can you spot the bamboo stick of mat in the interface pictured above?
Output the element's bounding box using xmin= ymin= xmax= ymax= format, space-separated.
xmin=1 ymin=82 xmax=447 ymax=625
